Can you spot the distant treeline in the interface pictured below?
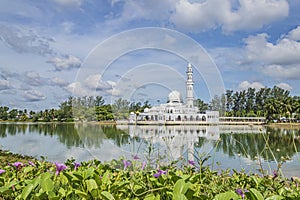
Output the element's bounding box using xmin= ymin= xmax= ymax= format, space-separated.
xmin=0 ymin=86 xmax=299 ymax=122
xmin=0 ymin=96 xmax=151 ymax=122
xmin=207 ymin=86 xmax=300 ymax=120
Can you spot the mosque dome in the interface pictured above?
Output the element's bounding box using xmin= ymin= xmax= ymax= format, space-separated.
xmin=168 ymin=90 xmax=183 ymax=103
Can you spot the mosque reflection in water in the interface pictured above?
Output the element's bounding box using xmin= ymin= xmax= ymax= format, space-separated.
xmin=117 ymin=125 xmax=268 ymax=162
xmin=0 ymin=123 xmax=300 ymax=168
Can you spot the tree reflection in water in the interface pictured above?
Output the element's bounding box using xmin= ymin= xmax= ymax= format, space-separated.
xmin=217 ymin=127 xmax=300 ymax=162
xmin=0 ymin=123 xmax=136 ymax=149
xmin=0 ymin=123 xmax=299 ymax=166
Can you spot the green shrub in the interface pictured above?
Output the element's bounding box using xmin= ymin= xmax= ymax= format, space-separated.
xmin=0 ymin=157 xmax=299 ymax=199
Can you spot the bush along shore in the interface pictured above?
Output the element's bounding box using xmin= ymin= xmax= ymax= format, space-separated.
xmin=0 ymin=150 xmax=299 ymax=199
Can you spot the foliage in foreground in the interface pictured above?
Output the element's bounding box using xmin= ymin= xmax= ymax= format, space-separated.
xmin=0 ymin=157 xmax=299 ymax=200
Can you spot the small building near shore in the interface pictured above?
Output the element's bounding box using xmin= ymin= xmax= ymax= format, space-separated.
xmin=129 ymin=63 xmax=219 ymax=125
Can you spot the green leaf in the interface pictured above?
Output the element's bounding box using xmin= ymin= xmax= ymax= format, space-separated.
xmin=266 ymin=195 xmax=285 ymax=200
xmin=83 ymin=168 xmax=94 ymax=180
xmin=144 ymin=194 xmax=161 ymax=200
xmin=20 ymin=184 xmax=33 ymax=200
xmin=62 ymin=172 xmax=74 ymax=182
xmin=86 ymin=179 xmax=98 ymax=192
xmin=0 ymin=180 xmax=19 ymax=193
xmin=173 ymin=193 xmax=188 ymax=200
xmin=75 ymin=190 xmax=89 ymax=199
xmin=73 ymin=172 xmax=83 ymax=181
xmin=40 ymin=172 xmax=52 ymax=180
xmin=41 ymin=178 xmax=54 ymax=193
xmin=23 ymin=166 xmax=34 ymax=174
xmin=102 ymin=171 xmax=111 ymax=185
xmin=173 ymin=179 xmax=190 ymax=196
xmin=48 ymin=191 xmax=59 ymax=200
xmin=58 ymin=188 xmax=66 ymax=197
xmin=214 ymin=191 xmax=239 ymax=200
xmin=248 ymin=188 xmax=264 ymax=200
xmin=31 ymin=176 xmax=41 ymax=190
xmin=101 ymin=191 xmax=115 ymax=200
xmin=111 ymin=180 xmax=129 ymax=192
xmin=251 ymin=176 xmax=260 ymax=188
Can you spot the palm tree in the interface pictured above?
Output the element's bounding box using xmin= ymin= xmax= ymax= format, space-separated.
xmin=263 ymin=97 xmax=278 ymax=120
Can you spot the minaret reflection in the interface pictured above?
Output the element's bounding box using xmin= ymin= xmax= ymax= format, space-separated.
xmin=117 ymin=125 xmax=266 ymax=162
xmin=118 ymin=125 xmax=220 ymax=161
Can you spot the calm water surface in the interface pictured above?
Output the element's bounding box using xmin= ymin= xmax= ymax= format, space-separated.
xmin=0 ymin=123 xmax=299 ymax=177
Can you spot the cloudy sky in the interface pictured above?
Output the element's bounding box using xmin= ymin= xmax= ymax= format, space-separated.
xmin=0 ymin=0 xmax=300 ymax=110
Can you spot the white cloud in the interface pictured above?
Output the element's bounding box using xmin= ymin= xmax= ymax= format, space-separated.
xmin=170 ymin=0 xmax=229 ymax=32
xmin=170 ymin=0 xmax=289 ymax=33
xmin=238 ymin=81 xmax=264 ymax=91
xmin=0 ymin=25 xmax=54 ymax=55
xmin=83 ymin=74 xmax=119 ymax=96
xmin=244 ymin=26 xmax=300 ymax=80
xmin=84 ymin=74 xmax=112 ymax=91
xmin=52 ymin=0 xmax=84 ymax=7
xmin=224 ymin=0 xmax=289 ymax=32
xmin=261 ymin=64 xmax=300 ymax=80
xmin=244 ymin=33 xmax=300 ymax=65
xmin=0 ymin=79 xmax=10 ymax=90
xmin=60 ymin=21 xmax=75 ymax=33
xmin=111 ymin=0 xmax=175 ymax=24
xmin=65 ymin=74 xmax=118 ymax=97
xmin=51 ymin=77 xmax=69 ymax=87
xmin=24 ymin=71 xmax=46 ymax=86
xmin=276 ymin=82 xmax=292 ymax=91
xmin=106 ymin=80 xmax=116 ymax=87
xmin=287 ymin=26 xmax=300 ymax=41
xmin=64 ymin=82 xmax=90 ymax=96
xmin=23 ymin=90 xmax=46 ymax=101
xmin=47 ymin=55 xmax=81 ymax=71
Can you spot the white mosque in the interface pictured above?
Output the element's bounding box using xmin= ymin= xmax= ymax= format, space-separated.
xmin=129 ymin=63 xmax=219 ymax=125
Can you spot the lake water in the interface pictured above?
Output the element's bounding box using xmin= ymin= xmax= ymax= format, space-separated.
xmin=0 ymin=123 xmax=299 ymax=178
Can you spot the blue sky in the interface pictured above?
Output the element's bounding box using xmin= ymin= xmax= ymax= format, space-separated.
xmin=0 ymin=0 xmax=300 ymax=110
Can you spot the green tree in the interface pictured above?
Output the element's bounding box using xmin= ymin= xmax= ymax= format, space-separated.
xmin=112 ymin=98 xmax=130 ymax=120
xmin=209 ymin=94 xmax=226 ymax=116
xmin=195 ymin=99 xmax=208 ymax=112
xmin=8 ymin=109 xmax=18 ymax=120
xmin=245 ymin=88 xmax=256 ymax=115
xmin=0 ymin=106 xmax=9 ymax=120
xmin=95 ymin=105 xmax=114 ymax=121
xmin=225 ymin=90 xmax=234 ymax=116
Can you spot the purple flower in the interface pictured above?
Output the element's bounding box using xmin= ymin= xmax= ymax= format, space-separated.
xmin=236 ymin=188 xmax=248 ymax=199
xmin=73 ymin=162 xmax=81 ymax=170
xmin=141 ymin=161 xmax=147 ymax=170
xmin=13 ymin=162 xmax=23 ymax=169
xmin=123 ymin=160 xmax=131 ymax=170
xmin=28 ymin=161 xmax=36 ymax=167
xmin=55 ymin=162 xmax=67 ymax=175
xmin=188 ymin=160 xmax=195 ymax=166
xmin=153 ymin=169 xmax=167 ymax=178
xmin=158 ymin=169 xmax=167 ymax=175
xmin=0 ymin=169 xmax=5 ymax=174
xmin=133 ymin=155 xmax=140 ymax=160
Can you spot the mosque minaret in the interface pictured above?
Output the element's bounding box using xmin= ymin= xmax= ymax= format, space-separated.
xmin=186 ymin=63 xmax=194 ymax=108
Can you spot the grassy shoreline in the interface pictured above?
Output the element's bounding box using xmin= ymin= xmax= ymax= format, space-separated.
xmin=266 ymin=122 xmax=300 ymax=129
xmin=0 ymin=149 xmax=39 ymax=168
